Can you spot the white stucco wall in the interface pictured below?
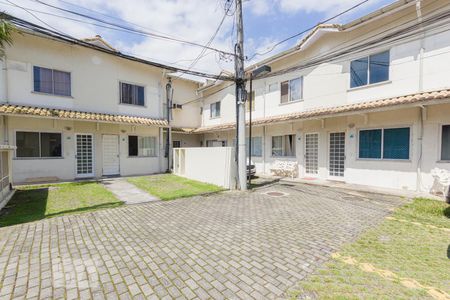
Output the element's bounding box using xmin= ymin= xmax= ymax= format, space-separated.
xmin=201 ymin=103 xmax=450 ymax=192
xmin=199 ymin=1 xmax=450 ymax=129
xmin=173 ymin=147 xmax=236 ymax=189
xmin=7 ymin=116 xmax=164 ymax=183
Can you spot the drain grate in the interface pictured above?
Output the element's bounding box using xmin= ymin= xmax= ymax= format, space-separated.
xmin=264 ymin=191 xmax=288 ymax=197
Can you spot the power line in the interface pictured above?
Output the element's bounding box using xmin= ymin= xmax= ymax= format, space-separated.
xmin=30 ymin=0 xmax=235 ymax=56
xmin=0 ymin=0 xmax=220 ymax=71
xmin=174 ymin=0 xmax=234 ymax=79
xmin=256 ymin=3 xmax=450 ymax=80
xmin=246 ymin=0 xmax=370 ymax=61
xmin=8 ymin=14 xmax=234 ymax=81
xmin=5 ymin=0 xmax=63 ymax=34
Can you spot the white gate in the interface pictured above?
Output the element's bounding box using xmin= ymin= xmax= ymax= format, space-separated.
xmin=102 ymin=135 xmax=120 ymax=176
xmin=75 ymin=134 xmax=94 ymax=178
xmin=329 ymin=132 xmax=345 ymax=178
xmin=304 ymin=133 xmax=319 ymax=175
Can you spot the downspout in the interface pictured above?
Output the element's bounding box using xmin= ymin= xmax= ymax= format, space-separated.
xmin=2 ymin=56 xmax=8 ymax=145
xmin=415 ymin=0 xmax=425 ymax=192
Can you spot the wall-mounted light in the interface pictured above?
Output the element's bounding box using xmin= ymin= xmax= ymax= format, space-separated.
xmin=64 ymin=126 xmax=72 ymax=131
xmin=121 ymin=129 xmax=127 ymax=133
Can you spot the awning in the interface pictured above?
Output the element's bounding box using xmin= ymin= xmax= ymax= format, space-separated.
xmin=0 ymin=104 xmax=168 ymax=127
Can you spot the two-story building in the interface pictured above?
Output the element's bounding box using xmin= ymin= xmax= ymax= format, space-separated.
xmin=2 ymin=0 xmax=450 ymax=196
xmin=0 ymin=26 xmax=200 ymax=183
xmin=174 ymin=0 xmax=450 ymax=193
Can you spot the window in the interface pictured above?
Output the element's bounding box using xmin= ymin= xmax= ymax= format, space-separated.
xmin=16 ymin=131 xmax=62 ymax=158
xmin=246 ymin=91 xmax=255 ymax=111
xmin=206 ymin=140 xmax=226 ymax=147
xmin=120 ymin=82 xmax=145 ymax=106
xmin=268 ymin=83 xmax=278 ymax=93
xmin=272 ymin=135 xmax=296 ymax=157
xmin=280 ymin=77 xmax=303 ymax=103
xmin=128 ymin=136 xmax=157 ymax=157
xmin=247 ymin=137 xmax=262 ymax=157
xmin=33 ymin=66 xmax=71 ymax=96
xmin=210 ymin=101 xmax=221 ymax=118
xmin=350 ymin=50 xmax=390 ymax=88
xmin=441 ymin=125 xmax=450 ymax=160
xmin=173 ymin=141 xmax=181 ymax=148
xmin=359 ymin=127 xmax=410 ymax=160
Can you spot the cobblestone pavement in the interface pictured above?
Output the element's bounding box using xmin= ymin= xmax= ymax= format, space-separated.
xmin=0 ymin=182 xmax=406 ymax=300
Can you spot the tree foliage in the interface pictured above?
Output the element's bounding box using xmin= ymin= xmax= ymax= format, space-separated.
xmin=0 ymin=13 xmax=12 ymax=59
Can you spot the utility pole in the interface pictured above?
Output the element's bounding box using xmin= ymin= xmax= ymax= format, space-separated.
xmin=235 ymin=0 xmax=247 ymax=190
xmin=165 ymin=78 xmax=173 ymax=172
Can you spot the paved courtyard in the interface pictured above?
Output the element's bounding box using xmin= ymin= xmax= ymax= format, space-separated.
xmin=0 ymin=182 xmax=406 ymax=299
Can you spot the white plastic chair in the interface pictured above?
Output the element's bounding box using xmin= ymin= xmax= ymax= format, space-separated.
xmin=430 ymin=168 xmax=450 ymax=197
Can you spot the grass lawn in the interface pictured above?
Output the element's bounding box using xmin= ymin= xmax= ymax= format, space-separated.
xmin=0 ymin=182 xmax=122 ymax=227
xmin=127 ymin=173 xmax=223 ymax=201
xmin=290 ymin=198 xmax=450 ymax=299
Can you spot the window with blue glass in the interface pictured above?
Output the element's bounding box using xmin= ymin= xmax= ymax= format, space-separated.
xmin=383 ymin=128 xmax=410 ymax=159
xmin=359 ymin=127 xmax=410 ymax=160
xmin=359 ymin=129 xmax=382 ymax=159
xmin=350 ymin=50 xmax=390 ymax=88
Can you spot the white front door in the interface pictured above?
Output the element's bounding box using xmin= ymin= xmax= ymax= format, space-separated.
xmin=304 ymin=133 xmax=319 ymax=176
xmin=76 ymin=134 xmax=94 ymax=178
xmin=102 ymin=134 xmax=120 ymax=176
xmin=329 ymin=132 xmax=345 ymax=179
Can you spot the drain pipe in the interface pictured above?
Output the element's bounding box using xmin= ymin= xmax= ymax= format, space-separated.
xmin=415 ymin=0 xmax=425 ymax=192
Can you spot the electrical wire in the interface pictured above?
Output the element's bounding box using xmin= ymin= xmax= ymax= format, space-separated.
xmin=5 ymin=0 xmax=63 ymax=34
xmin=246 ymin=0 xmax=370 ymax=61
xmin=8 ymin=14 xmax=234 ymax=81
xmin=30 ymin=0 xmax=235 ymax=56
xmin=174 ymin=0 xmax=234 ymax=79
xmin=255 ymin=4 xmax=450 ymax=80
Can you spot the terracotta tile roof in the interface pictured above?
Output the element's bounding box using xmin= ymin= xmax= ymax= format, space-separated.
xmin=193 ymin=89 xmax=450 ymax=133
xmin=172 ymin=127 xmax=196 ymax=133
xmin=0 ymin=104 xmax=168 ymax=126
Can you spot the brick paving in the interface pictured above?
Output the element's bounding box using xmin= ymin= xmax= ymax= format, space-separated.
xmin=0 ymin=182 xmax=406 ymax=299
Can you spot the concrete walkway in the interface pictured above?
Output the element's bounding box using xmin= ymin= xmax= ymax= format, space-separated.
xmin=102 ymin=178 xmax=159 ymax=204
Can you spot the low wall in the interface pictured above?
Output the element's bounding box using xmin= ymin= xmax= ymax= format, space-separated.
xmin=173 ymin=147 xmax=236 ymax=189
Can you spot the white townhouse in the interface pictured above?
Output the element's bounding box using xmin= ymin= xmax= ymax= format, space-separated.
xmin=174 ymin=0 xmax=450 ymax=194
xmin=0 ymin=28 xmax=200 ymax=183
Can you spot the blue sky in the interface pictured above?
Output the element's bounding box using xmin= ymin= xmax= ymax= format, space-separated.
xmin=1 ymin=0 xmax=396 ymax=78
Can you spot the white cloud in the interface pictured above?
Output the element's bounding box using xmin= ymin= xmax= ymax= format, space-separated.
xmin=246 ymin=0 xmax=272 ymax=16
xmin=1 ymin=0 xmax=236 ymax=78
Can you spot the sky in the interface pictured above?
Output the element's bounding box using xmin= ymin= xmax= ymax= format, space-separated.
xmin=1 ymin=0 xmax=396 ymax=79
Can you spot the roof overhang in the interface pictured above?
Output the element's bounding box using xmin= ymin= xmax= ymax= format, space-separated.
xmin=0 ymin=104 xmax=168 ymax=127
xmin=193 ymin=89 xmax=450 ymax=133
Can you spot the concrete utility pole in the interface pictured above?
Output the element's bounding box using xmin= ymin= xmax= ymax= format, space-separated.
xmin=165 ymin=78 xmax=173 ymax=172
xmin=235 ymin=0 xmax=247 ymax=190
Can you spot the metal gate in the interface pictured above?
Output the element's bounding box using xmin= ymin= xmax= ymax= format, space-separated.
xmin=304 ymin=133 xmax=319 ymax=175
xmin=329 ymin=132 xmax=345 ymax=177
xmin=76 ymin=134 xmax=94 ymax=177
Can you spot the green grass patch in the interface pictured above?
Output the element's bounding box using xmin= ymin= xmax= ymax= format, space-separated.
xmin=127 ymin=174 xmax=223 ymax=201
xmin=291 ymin=198 xmax=450 ymax=299
xmin=0 ymin=182 xmax=122 ymax=227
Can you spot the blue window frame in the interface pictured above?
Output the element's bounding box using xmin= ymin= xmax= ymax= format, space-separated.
xmin=383 ymin=128 xmax=410 ymax=159
xmin=350 ymin=50 xmax=390 ymax=88
xmin=359 ymin=127 xmax=410 ymax=160
xmin=359 ymin=129 xmax=381 ymax=159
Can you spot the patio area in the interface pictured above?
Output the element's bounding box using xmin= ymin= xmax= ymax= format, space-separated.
xmin=0 ymin=182 xmax=409 ymax=299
